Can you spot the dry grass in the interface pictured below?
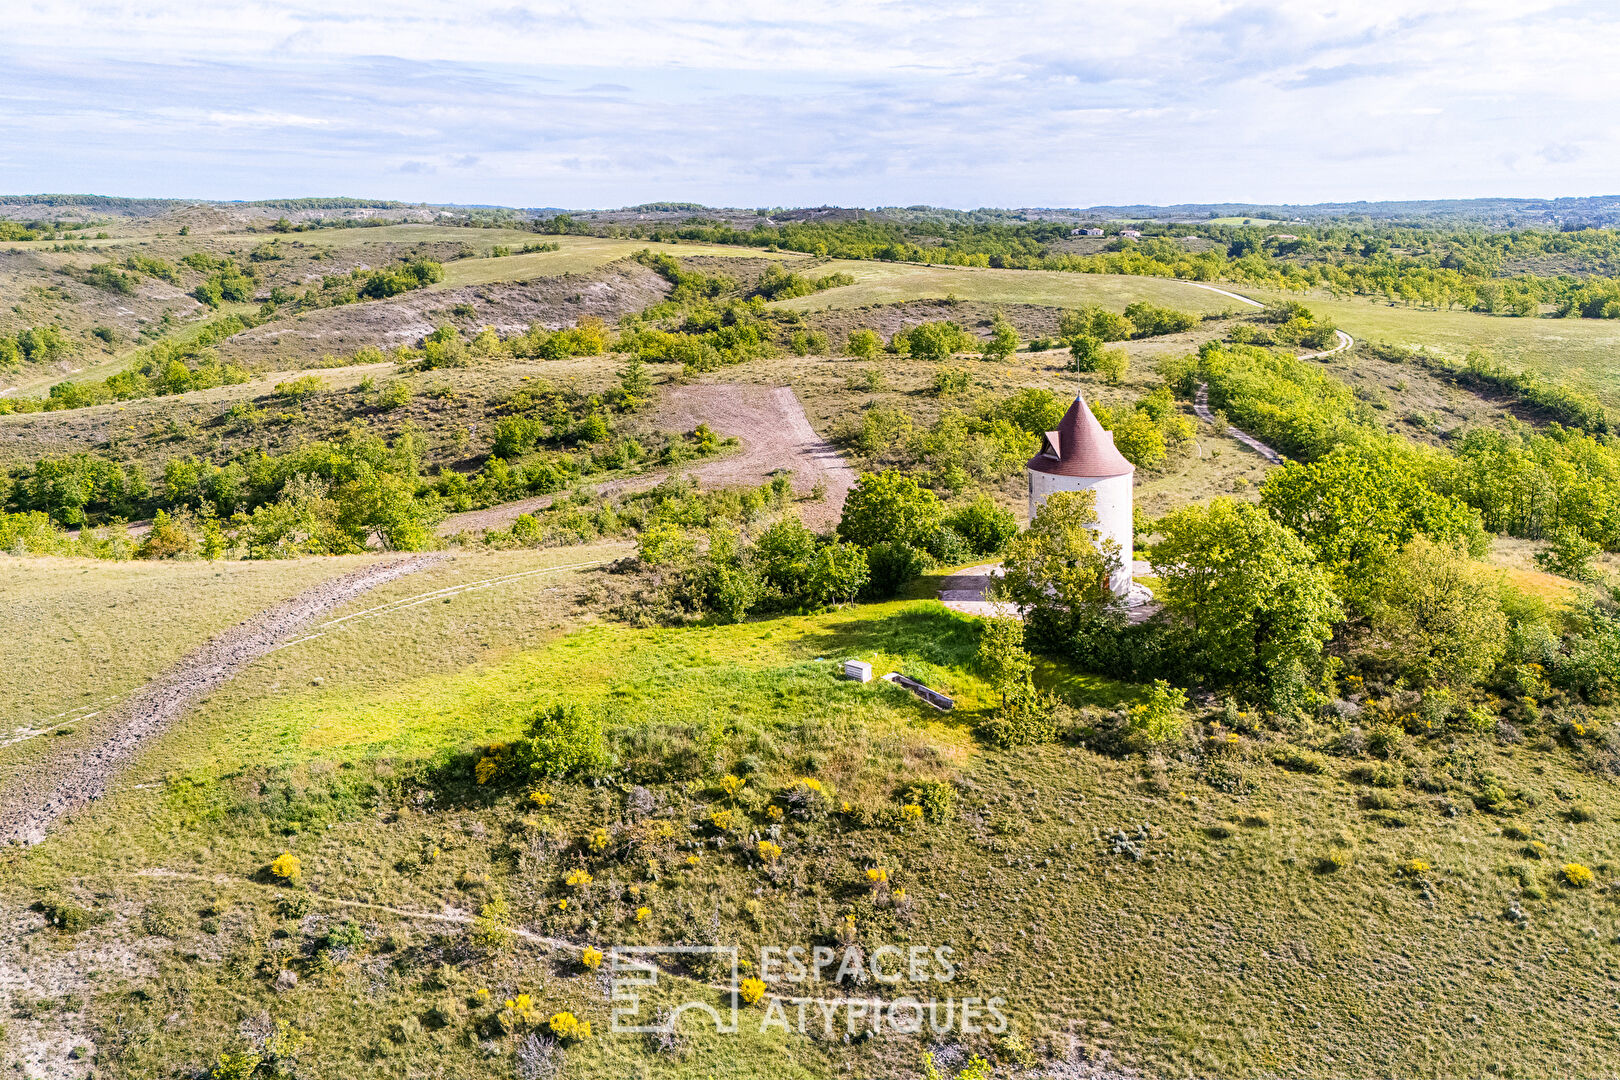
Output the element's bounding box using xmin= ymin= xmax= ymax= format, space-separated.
xmin=771 ymin=261 xmax=1249 ymax=315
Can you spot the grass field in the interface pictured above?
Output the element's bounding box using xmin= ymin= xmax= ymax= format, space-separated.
xmin=1254 ymin=290 xmax=1620 ymax=406
xmin=0 ymin=555 xmax=365 ymax=794
xmin=10 ymin=550 xmax=1620 ymax=1078
xmin=770 ymin=262 xmax=1247 ymax=315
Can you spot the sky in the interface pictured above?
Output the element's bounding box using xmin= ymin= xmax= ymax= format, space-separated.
xmin=5 ymin=1 xmax=1620 ymax=209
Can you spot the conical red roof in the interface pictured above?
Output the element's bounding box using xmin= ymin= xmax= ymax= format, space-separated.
xmin=1026 ymin=392 xmax=1134 ymax=478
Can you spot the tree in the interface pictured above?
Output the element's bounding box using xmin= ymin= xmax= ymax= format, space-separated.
xmin=900 ymin=321 xmax=973 ymax=361
xmin=1260 ymin=446 xmax=1486 ymax=611
xmin=1367 ymin=536 xmax=1508 ymax=688
xmin=983 ymin=314 xmax=1018 ymax=360
xmin=976 ymin=616 xmax=1034 ymax=707
xmin=1151 ymin=498 xmax=1342 ymax=698
xmin=993 ymin=491 xmax=1120 ymax=642
xmin=837 ymin=470 xmax=943 ymax=549
xmin=1096 ymin=347 xmax=1128 ymax=385
xmin=845 ymin=329 xmax=883 ymax=360
xmin=1067 ymin=333 xmax=1103 ymax=373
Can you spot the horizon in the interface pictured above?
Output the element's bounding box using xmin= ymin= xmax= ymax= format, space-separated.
xmin=8 ymin=2 xmax=1620 ymax=208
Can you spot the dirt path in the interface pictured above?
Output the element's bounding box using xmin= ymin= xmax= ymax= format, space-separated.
xmin=440 ymin=383 xmax=857 ymax=534
xmin=0 ymin=555 xmax=439 ymax=846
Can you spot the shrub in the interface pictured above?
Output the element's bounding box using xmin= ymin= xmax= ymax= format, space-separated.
xmin=1562 ymin=862 xmax=1595 ymax=887
xmin=740 ymin=977 xmax=767 ymax=1005
xmin=756 ymin=840 xmax=783 ymax=863
xmin=582 ymin=946 xmax=604 ymax=970
xmin=932 ymin=367 xmax=971 ymax=396
xmin=1567 ymin=801 xmax=1597 ymax=823
xmin=275 ymin=892 xmax=312 ymax=919
xmin=905 ymin=780 xmax=956 ymax=824
xmin=944 ymin=496 xmax=1018 ymax=555
xmin=548 ymin=1011 xmax=592 ymax=1041
xmin=1201 ymin=758 xmax=1248 ymax=793
xmin=845 ymin=329 xmax=883 ymax=360
xmin=1360 ymin=790 xmax=1398 ymax=811
xmin=514 ymin=703 xmax=613 ymax=778
xmin=37 ymin=893 xmax=103 ymax=934
xmin=864 ymin=540 xmax=930 ymax=598
xmin=269 ymin=852 xmax=302 ymax=883
xmin=1128 ymin=680 xmax=1187 ymax=745
xmin=1319 ymin=848 xmax=1352 ymax=872
xmin=1271 ymin=746 xmax=1331 ymax=774
xmin=975 ymin=688 xmax=1059 ymax=747
xmin=210 ymin=1052 xmax=263 ymax=1080
xmin=1397 ymin=858 xmax=1431 ymax=877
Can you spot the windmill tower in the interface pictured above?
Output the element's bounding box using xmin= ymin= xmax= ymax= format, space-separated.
xmin=1025 ymin=390 xmax=1135 ymax=597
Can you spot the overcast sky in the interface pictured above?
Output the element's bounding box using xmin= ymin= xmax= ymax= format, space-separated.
xmin=5 ymin=1 xmax=1620 ymax=209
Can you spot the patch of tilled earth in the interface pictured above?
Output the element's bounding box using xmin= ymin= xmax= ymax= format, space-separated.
xmin=0 ymin=555 xmax=440 ymax=846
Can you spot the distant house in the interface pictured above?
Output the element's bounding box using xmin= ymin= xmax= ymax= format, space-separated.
xmin=1119 ymin=229 xmax=1142 ymax=239
xmin=1070 ymin=227 xmax=1106 ymax=236
xmin=1083 ymin=228 xmax=1104 ymax=236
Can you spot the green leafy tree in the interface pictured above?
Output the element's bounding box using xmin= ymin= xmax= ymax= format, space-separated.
xmin=993 ymin=491 xmax=1120 ymax=641
xmin=983 ymin=314 xmax=1018 ymax=360
xmin=1260 ymin=446 xmax=1486 ymax=610
xmin=976 ymin=616 xmax=1034 ymax=707
xmin=1067 ymin=333 xmax=1103 ymax=373
xmin=845 ymin=328 xmax=883 ymax=360
xmin=1367 ymin=536 xmax=1508 ymax=688
xmin=837 ymin=470 xmax=943 ymax=549
xmin=1151 ymin=498 xmax=1342 ymax=698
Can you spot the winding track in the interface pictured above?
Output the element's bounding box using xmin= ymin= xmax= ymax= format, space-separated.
xmin=0 ymin=554 xmax=441 ymax=846
xmin=1185 ymin=283 xmax=1355 ymax=463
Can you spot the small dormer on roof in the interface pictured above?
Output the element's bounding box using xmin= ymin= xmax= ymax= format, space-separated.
xmin=1027 ymin=392 xmax=1134 ymax=478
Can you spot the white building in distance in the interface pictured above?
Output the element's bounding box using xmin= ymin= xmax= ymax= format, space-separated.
xmin=1026 ymin=391 xmax=1135 ymax=597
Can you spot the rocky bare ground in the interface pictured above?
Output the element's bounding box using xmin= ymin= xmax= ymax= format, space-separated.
xmin=0 ymin=554 xmax=439 ymax=846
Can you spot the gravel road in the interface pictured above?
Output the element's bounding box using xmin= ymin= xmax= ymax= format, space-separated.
xmin=0 ymin=554 xmax=439 ymax=846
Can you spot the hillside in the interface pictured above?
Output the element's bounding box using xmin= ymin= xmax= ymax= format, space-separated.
xmin=9 ymin=199 xmax=1620 ymax=1080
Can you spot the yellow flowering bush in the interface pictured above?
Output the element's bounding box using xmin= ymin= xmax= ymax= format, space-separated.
xmin=549 ymin=1011 xmax=592 ymax=1041
xmin=581 ymin=946 xmax=604 ymax=969
xmin=1562 ymin=862 xmax=1595 ymax=887
xmin=685 ymin=854 xmax=701 ymax=867
xmin=1397 ymin=858 xmax=1430 ymax=878
xmin=892 ymin=888 xmax=908 ymax=903
xmin=710 ymin=808 xmax=737 ymax=831
xmin=588 ymin=827 xmax=611 ymax=853
xmin=474 ymin=756 xmax=500 ymax=785
xmin=564 ymin=867 xmax=594 ymax=889
xmin=757 ymin=840 xmax=783 ymax=863
xmin=865 ymin=867 xmax=889 ymax=885
xmin=797 ymin=777 xmax=822 ymax=792
xmin=529 ymin=791 xmax=553 ymax=807
xmin=720 ymin=774 xmax=746 ymax=797
xmin=900 ymin=804 xmax=924 ymax=824
xmin=499 ymin=993 xmax=541 ymax=1032
xmin=269 ymin=853 xmax=302 ymax=883
xmin=766 ymin=805 xmax=784 ymax=821
xmin=740 ymin=976 xmax=767 ymax=1005
xmin=635 ymin=906 xmax=651 ymax=923
xmin=557 ymin=898 xmax=569 ymax=911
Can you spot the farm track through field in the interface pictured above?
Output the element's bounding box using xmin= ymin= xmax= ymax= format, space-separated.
xmin=439 ymin=383 xmax=857 ymax=535
xmin=0 ymin=555 xmax=441 ymax=846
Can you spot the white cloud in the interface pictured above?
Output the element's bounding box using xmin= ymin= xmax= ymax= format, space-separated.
xmin=4 ymin=2 xmax=1620 ymax=205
